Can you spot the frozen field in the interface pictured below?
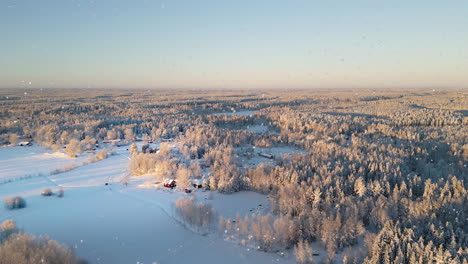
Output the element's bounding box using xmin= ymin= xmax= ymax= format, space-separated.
xmin=0 ymin=146 xmax=295 ymax=264
xmin=245 ymin=124 xmax=270 ymax=134
xmin=212 ymin=110 xmax=257 ymax=116
xmin=238 ymin=145 xmax=307 ymax=167
xmin=0 ymin=145 xmax=88 ymax=183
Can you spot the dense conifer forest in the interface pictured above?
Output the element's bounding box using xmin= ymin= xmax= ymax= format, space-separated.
xmin=0 ymin=88 xmax=467 ymax=263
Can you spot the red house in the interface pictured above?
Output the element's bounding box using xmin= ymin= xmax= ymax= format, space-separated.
xmin=163 ymin=179 xmax=176 ymax=188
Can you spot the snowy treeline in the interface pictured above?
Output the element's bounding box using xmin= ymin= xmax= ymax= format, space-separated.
xmin=219 ymin=213 xmax=297 ymax=252
xmin=174 ymin=197 xmax=215 ymax=234
xmin=0 ymin=220 xmax=85 ymax=263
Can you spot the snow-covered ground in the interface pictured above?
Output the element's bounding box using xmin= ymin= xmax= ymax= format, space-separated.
xmin=253 ymin=146 xmax=306 ymax=157
xmin=212 ymin=110 xmax=257 ymax=116
xmin=0 ymin=145 xmax=296 ymax=264
xmin=245 ymin=124 xmax=269 ymax=134
xmin=238 ymin=145 xmax=307 ymax=167
xmin=0 ymin=145 xmax=89 ymax=183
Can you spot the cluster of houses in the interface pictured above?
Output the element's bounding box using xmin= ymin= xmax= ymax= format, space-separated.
xmin=102 ymin=139 xmax=122 ymax=146
xmin=184 ymin=180 xmax=204 ymax=193
xmin=161 ymin=178 xmax=205 ymax=194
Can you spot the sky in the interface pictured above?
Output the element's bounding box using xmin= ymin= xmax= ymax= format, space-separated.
xmin=1 ymin=0 xmax=467 ymax=90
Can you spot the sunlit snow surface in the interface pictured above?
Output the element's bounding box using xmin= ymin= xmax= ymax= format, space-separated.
xmin=0 ymin=145 xmax=295 ymax=264
xmin=212 ymin=110 xmax=257 ymax=116
xmin=0 ymin=146 xmax=87 ymax=183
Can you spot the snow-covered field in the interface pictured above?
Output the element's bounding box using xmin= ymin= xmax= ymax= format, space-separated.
xmin=0 ymin=145 xmax=296 ymax=264
xmin=245 ymin=124 xmax=270 ymax=134
xmin=0 ymin=145 xmax=88 ymax=183
xmin=212 ymin=110 xmax=257 ymax=116
xmin=238 ymin=145 xmax=307 ymax=167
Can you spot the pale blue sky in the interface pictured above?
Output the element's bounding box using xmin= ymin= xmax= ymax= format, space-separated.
xmin=1 ymin=0 xmax=467 ymax=89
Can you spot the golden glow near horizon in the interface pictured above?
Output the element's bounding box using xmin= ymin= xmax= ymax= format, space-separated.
xmin=1 ymin=0 xmax=467 ymax=89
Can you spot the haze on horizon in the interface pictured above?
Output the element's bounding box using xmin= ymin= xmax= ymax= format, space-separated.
xmin=1 ymin=0 xmax=467 ymax=90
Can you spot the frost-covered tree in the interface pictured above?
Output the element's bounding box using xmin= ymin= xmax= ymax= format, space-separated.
xmin=124 ymin=128 xmax=135 ymax=143
xmin=129 ymin=143 xmax=138 ymax=156
xmin=175 ymin=197 xmax=214 ymax=233
xmin=66 ymin=138 xmax=82 ymax=157
xmin=0 ymin=220 xmax=17 ymax=241
xmin=354 ymin=177 xmax=367 ymax=197
xmin=8 ymin=133 xmax=18 ymax=145
xmin=294 ymin=240 xmax=314 ymax=264
xmin=0 ymin=233 xmax=86 ymax=264
xmin=176 ymin=165 xmax=192 ymax=189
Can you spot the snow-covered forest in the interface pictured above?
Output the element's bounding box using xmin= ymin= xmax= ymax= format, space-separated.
xmin=0 ymin=88 xmax=467 ymax=263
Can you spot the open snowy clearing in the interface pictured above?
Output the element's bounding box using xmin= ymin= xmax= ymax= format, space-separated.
xmin=135 ymin=178 xmax=271 ymax=219
xmin=0 ymin=145 xmax=89 ymax=183
xmin=252 ymin=146 xmax=307 ymax=157
xmin=245 ymin=124 xmax=270 ymax=134
xmin=0 ymin=146 xmax=297 ymax=264
xmin=212 ymin=110 xmax=257 ymax=116
xmin=238 ymin=145 xmax=307 ymax=167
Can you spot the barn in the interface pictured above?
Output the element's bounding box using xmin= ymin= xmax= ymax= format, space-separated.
xmin=258 ymin=153 xmax=274 ymax=159
xmin=18 ymin=141 xmax=32 ymax=146
xmin=191 ymin=179 xmax=203 ymax=189
xmin=163 ymin=178 xmax=176 ymax=188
